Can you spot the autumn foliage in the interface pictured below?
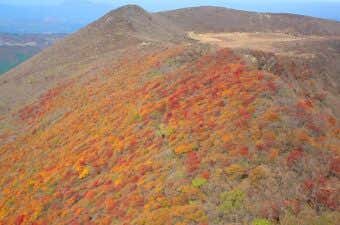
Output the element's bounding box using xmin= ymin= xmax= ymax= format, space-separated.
xmin=0 ymin=44 xmax=338 ymax=225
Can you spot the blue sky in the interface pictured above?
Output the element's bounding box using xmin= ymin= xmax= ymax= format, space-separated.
xmin=1 ymin=0 xmax=340 ymax=6
xmin=2 ymin=0 xmax=335 ymax=21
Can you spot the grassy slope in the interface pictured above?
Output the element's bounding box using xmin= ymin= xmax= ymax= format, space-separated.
xmin=0 ymin=43 xmax=338 ymax=225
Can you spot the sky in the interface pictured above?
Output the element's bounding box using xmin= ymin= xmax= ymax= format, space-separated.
xmin=1 ymin=0 xmax=339 ymax=6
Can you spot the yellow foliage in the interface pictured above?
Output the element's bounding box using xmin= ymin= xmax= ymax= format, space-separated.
xmin=225 ymin=164 xmax=247 ymax=179
xmin=174 ymin=143 xmax=196 ymax=154
xmin=0 ymin=207 xmax=7 ymax=219
xmin=31 ymin=206 xmax=43 ymax=220
xmin=76 ymin=166 xmax=90 ymax=179
xmin=114 ymin=178 xmax=122 ymax=187
xmin=222 ymin=89 xmax=233 ymax=97
xmin=222 ymin=134 xmax=232 ymax=143
xmin=268 ymin=148 xmax=279 ymax=161
xmin=263 ymin=110 xmax=280 ymax=122
xmin=108 ymin=136 xmax=124 ymax=151
xmin=297 ymin=130 xmax=310 ymax=142
xmin=249 ymin=165 xmax=268 ymax=184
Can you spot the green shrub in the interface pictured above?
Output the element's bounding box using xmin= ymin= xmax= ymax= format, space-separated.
xmin=157 ymin=123 xmax=174 ymax=137
xmin=192 ymin=177 xmax=207 ymax=188
xmin=219 ymin=189 xmax=245 ymax=213
xmin=252 ymin=218 xmax=272 ymax=225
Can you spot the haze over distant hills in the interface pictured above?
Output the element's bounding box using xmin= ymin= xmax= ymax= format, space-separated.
xmin=0 ymin=0 xmax=339 ymax=33
xmin=0 ymin=33 xmax=65 ymax=75
xmin=0 ymin=0 xmax=113 ymax=33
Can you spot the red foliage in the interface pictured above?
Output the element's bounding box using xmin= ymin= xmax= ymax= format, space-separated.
xmin=243 ymin=95 xmax=257 ymax=106
xmin=297 ymin=99 xmax=313 ymax=111
xmin=15 ymin=215 xmax=26 ymax=225
xmin=234 ymin=67 xmax=244 ymax=79
xmin=302 ymin=176 xmax=338 ymax=210
xmin=105 ymin=199 xmax=116 ymax=211
xmin=201 ymin=171 xmax=210 ymax=179
xmin=303 ymin=179 xmax=314 ymax=192
xmin=256 ymin=142 xmax=266 ymax=152
xmin=330 ymin=157 xmax=340 ymax=175
xmin=139 ymin=164 xmax=153 ymax=176
xmin=239 ymin=146 xmax=249 ymax=157
xmin=284 ymin=199 xmax=301 ymax=214
xmin=186 ymin=152 xmax=201 ymax=173
xmin=84 ymin=190 xmax=96 ymax=199
xmin=239 ymin=108 xmax=251 ymax=120
xmin=287 ymin=149 xmax=304 ymax=166
xmin=316 ymin=188 xmax=338 ymax=210
xmin=266 ymin=80 xmax=277 ymax=92
xmin=18 ymin=81 xmax=72 ymax=123
xmin=91 ymin=180 xmax=101 ymax=188
xmin=260 ymin=201 xmax=281 ymax=220
xmin=256 ymin=72 xmax=264 ymax=81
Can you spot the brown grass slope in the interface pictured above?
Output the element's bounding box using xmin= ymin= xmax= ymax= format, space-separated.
xmin=158 ymin=6 xmax=340 ymax=35
xmin=0 ymin=5 xmax=185 ymax=115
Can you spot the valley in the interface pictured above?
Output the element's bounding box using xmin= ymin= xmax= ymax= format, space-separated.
xmin=0 ymin=33 xmax=65 ymax=75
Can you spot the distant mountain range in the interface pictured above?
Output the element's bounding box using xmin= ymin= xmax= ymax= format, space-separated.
xmin=0 ymin=0 xmax=339 ymax=33
xmin=0 ymin=0 xmax=113 ymax=33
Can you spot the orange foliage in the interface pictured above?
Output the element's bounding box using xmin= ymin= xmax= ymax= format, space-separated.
xmin=0 ymin=45 xmax=338 ymax=225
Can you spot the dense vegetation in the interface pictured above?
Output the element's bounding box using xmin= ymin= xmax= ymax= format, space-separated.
xmin=0 ymin=44 xmax=338 ymax=225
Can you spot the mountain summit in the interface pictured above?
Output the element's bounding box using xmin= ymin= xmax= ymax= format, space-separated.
xmin=88 ymin=4 xmax=185 ymax=42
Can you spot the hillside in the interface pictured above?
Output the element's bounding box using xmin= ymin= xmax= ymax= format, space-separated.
xmin=0 ymin=5 xmax=339 ymax=225
xmin=1 ymin=1 xmax=340 ymax=34
xmin=0 ymin=5 xmax=185 ymax=115
xmin=159 ymin=6 xmax=340 ymax=35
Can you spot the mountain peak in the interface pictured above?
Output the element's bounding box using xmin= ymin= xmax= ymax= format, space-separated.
xmin=85 ymin=4 xmax=184 ymax=42
xmin=101 ymin=4 xmax=150 ymax=24
xmin=111 ymin=4 xmax=148 ymax=16
xmin=116 ymin=4 xmax=145 ymax=11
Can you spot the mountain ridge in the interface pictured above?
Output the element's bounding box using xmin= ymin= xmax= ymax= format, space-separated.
xmin=1 ymin=5 xmax=339 ymax=115
xmin=0 ymin=6 xmax=339 ymax=224
xmin=158 ymin=6 xmax=340 ymax=36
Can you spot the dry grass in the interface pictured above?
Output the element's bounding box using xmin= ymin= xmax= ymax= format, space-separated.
xmin=188 ymin=32 xmax=340 ymax=57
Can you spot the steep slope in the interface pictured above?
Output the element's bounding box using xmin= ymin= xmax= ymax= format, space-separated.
xmin=0 ymin=5 xmax=339 ymax=225
xmin=158 ymin=6 xmax=340 ymax=35
xmin=0 ymin=5 xmax=184 ymax=115
xmin=188 ymin=32 xmax=340 ymax=117
xmin=1 ymin=42 xmax=339 ymax=225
